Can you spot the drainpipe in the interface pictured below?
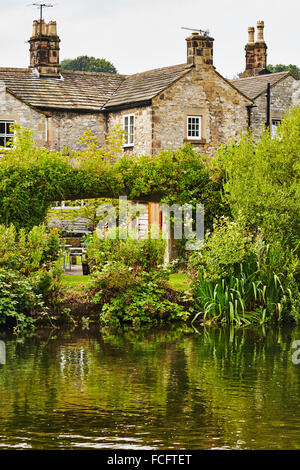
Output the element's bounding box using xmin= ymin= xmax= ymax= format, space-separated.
xmin=265 ymin=82 xmax=271 ymax=129
xmin=246 ymin=104 xmax=256 ymax=130
xmin=247 ymin=105 xmax=252 ymax=129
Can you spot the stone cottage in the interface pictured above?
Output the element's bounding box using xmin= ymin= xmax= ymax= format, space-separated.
xmin=2 ymin=18 xmax=297 ymax=155
xmin=231 ymin=21 xmax=300 ymax=139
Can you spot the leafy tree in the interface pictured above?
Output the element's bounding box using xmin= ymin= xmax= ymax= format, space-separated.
xmin=61 ymin=56 xmax=117 ymax=74
xmin=267 ymin=64 xmax=300 ymax=79
xmin=212 ymin=106 xmax=300 ymax=249
xmin=236 ymin=64 xmax=300 ymax=79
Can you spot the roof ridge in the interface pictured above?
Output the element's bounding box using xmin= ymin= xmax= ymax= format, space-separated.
xmin=61 ymin=69 xmax=127 ymax=78
xmin=231 ymin=71 xmax=290 ymax=82
xmin=0 ymin=66 xmax=127 ymax=79
xmin=0 ymin=67 xmax=30 ymax=72
xmin=127 ymin=63 xmax=191 ymax=78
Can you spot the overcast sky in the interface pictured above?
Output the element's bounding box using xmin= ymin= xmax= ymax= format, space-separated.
xmin=0 ymin=0 xmax=299 ymax=78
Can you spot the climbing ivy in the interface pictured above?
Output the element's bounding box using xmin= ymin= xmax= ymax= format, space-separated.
xmin=0 ymin=125 xmax=225 ymax=231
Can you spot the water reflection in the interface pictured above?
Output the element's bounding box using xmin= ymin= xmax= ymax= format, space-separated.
xmin=0 ymin=325 xmax=299 ymax=449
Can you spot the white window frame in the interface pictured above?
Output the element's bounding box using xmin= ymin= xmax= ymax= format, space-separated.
xmin=0 ymin=120 xmax=14 ymax=149
xmin=123 ymin=114 xmax=135 ymax=147
xmin=271 ymin=119 xmax=281 ymax=138
xmin=187 ymin=115 xmax=202 ymax=140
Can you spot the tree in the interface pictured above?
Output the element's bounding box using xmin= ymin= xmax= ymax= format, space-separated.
xmin=236 ymin=63 xmax=300 ymax=79
xmin=61 ymin=56 xmax=117 ymax=74
xmin=267 ymin=64 xmax=300 ymax=79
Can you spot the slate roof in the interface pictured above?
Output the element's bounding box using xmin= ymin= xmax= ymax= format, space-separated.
xmin=0 ymin=64 xmax=193 ymax=112
xmin=0 ymin=68 xmax=126 ymax=111
xmin=1 ymin=64 xmax=290 ymax=112
xmin=104 ymin=64 xmax=192 ymax=108
xmin=230 ymin=71 xmax=291 ymax=100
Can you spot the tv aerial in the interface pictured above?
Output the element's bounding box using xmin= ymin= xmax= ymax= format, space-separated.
xmin=181 ymin=27 xmax=210 ymax=36
xmin=29 ymin=3 xmax=55 ymax=42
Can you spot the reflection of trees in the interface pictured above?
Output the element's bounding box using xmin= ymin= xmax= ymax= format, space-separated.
xmin=0 ymin=326 xmax=299 ymax=449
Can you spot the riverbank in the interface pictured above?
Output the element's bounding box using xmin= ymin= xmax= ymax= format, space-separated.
xmin=23 ymin=272 xmax=193 ymax=330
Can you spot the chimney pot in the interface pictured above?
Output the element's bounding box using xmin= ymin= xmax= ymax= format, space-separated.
xmin=241 ymin=21 xmax=267 ymax=77
xmin=256 ymin=20 xmax=265 ymax=43
xmin=248 ymin=27 xmax=255 ymax=44
xmin=48 ymin=21 xmax=57 ymax=36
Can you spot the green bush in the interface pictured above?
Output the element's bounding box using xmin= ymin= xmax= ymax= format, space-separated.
xmin=0 ymin=269 xmax=44 ymax=330
xmin=0 ymin=224 xmax=60 ymax=275
xmin=212 ymin=106 xmax=300 ymax=250
xmin=0 ymin=224 xmax=62 ymax=329
xmin=87 ymin=235 xmax=190 ymax=326
xmin=188 ymin=216 xmax=251 ymax=282
xmin=86 ymin=230 xmax=166 ymax=271
xmin=92 ymin=262 xmax=190 ymax=327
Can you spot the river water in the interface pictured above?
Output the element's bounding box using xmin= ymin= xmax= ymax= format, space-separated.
xmin=0 ymin=325 xmax=299 ymax=450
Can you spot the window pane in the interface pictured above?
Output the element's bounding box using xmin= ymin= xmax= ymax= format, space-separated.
xmin=0 ymin=123 xmax=5 ymax=134
xmin=124 ymin=115 xmax=134 ymax=145
xmin=187 ymin=116 xmax=201 ymax=138
xmin=6 ymin=136 xmax=13 ymax=147
xmin=6 ymin=122 xmax=14 ymax=135
xmin=0 ymin=137 xmax=5 ymax=147
xmin=271 ymin=119 xmax=281 ymax=137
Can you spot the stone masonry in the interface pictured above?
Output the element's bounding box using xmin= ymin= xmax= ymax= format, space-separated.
xmin=250 ymin=75 xmax=300 ymax=138
xmin=0 ymin=81 xmax=46 ymax=147
xmin=151 ymin=66 xmax=250 ymax=155
xmin=107 ymin=106 xmax=152 ymax=156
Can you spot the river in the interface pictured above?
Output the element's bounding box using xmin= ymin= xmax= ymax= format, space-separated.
xmin=0 ymin=325 xmax=299 ymax=449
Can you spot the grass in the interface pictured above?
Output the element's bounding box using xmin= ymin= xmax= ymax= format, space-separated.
xmin=61 ymin=274 xmax=92 ymax=291
xmin=168 ymin=272 xmax=190 ymax=292
xmin=60 ymin=271 xmax=190 ymax=293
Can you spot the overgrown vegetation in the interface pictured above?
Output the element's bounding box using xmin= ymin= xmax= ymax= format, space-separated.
xmin=0 ymin=106 xmax=299 ymax=329
xmin=86 ymin=232 xmax=191 ymax=326
xmin=0 ymin=125 xmax=224 ymax=232
xmin=0 ymin=225 xmax=62 ymax=330
xmin=189 ymin=107 xmax=300 ymax=324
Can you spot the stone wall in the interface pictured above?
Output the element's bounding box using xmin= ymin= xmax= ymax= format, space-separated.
xmin=107 ymin=106 xmax=152 ymax=156
xmin=151 ymin=67 xmax=251 ymax=155
xmin=251 ymin=75 xmax=300 ymax=138
xmin=48 ymin=111 xmax=106 ymax=151
xmin=0 ymin=82 xmax=46 ymax=146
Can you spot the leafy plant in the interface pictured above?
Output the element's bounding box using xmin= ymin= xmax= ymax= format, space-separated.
xmin=0 ymin=269 xmax=44 ymax=330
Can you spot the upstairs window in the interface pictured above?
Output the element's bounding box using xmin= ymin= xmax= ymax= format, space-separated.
xmin=123 ymin=114 xmax=134 ymax=147
xmin=271 ymin=119 xmax=281 ymax=138
xmin=0 ymin=120 xmax=14 ymax=149
xmin=187 ymin=116 xmax=202 ymax=140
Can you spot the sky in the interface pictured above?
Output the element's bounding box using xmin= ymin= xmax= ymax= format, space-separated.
xmin=0 ymin=0 xmax=299 ymax=78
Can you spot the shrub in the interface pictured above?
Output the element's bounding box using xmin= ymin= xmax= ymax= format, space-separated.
xmin=91 ymin=262 xmax=190 ymax=327
xmin=87 ymin=235 xmax=190 ymax=326
xmin=86 ymin=231 xmax=166 ymax=271
xmin=0 ymin=224 xmax=62 ymax=329
xmin=212 ymin=106 xmax=300 ymax=250
xmin=0 ymin=224 xmax=60 ymax=275
xmin=0 ymin=269 xmax=44 ymax=330
xmin=188 ymin=216 xmax=251 ymax=282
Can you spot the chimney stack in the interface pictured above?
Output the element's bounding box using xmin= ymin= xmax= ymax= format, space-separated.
xmin=241 ymin=21 xmax=268 ymax=77
xmin=186 ymin=31 xmax=214 ymax=68
xmin=29 ymin=19 xmax=61 ymax=78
